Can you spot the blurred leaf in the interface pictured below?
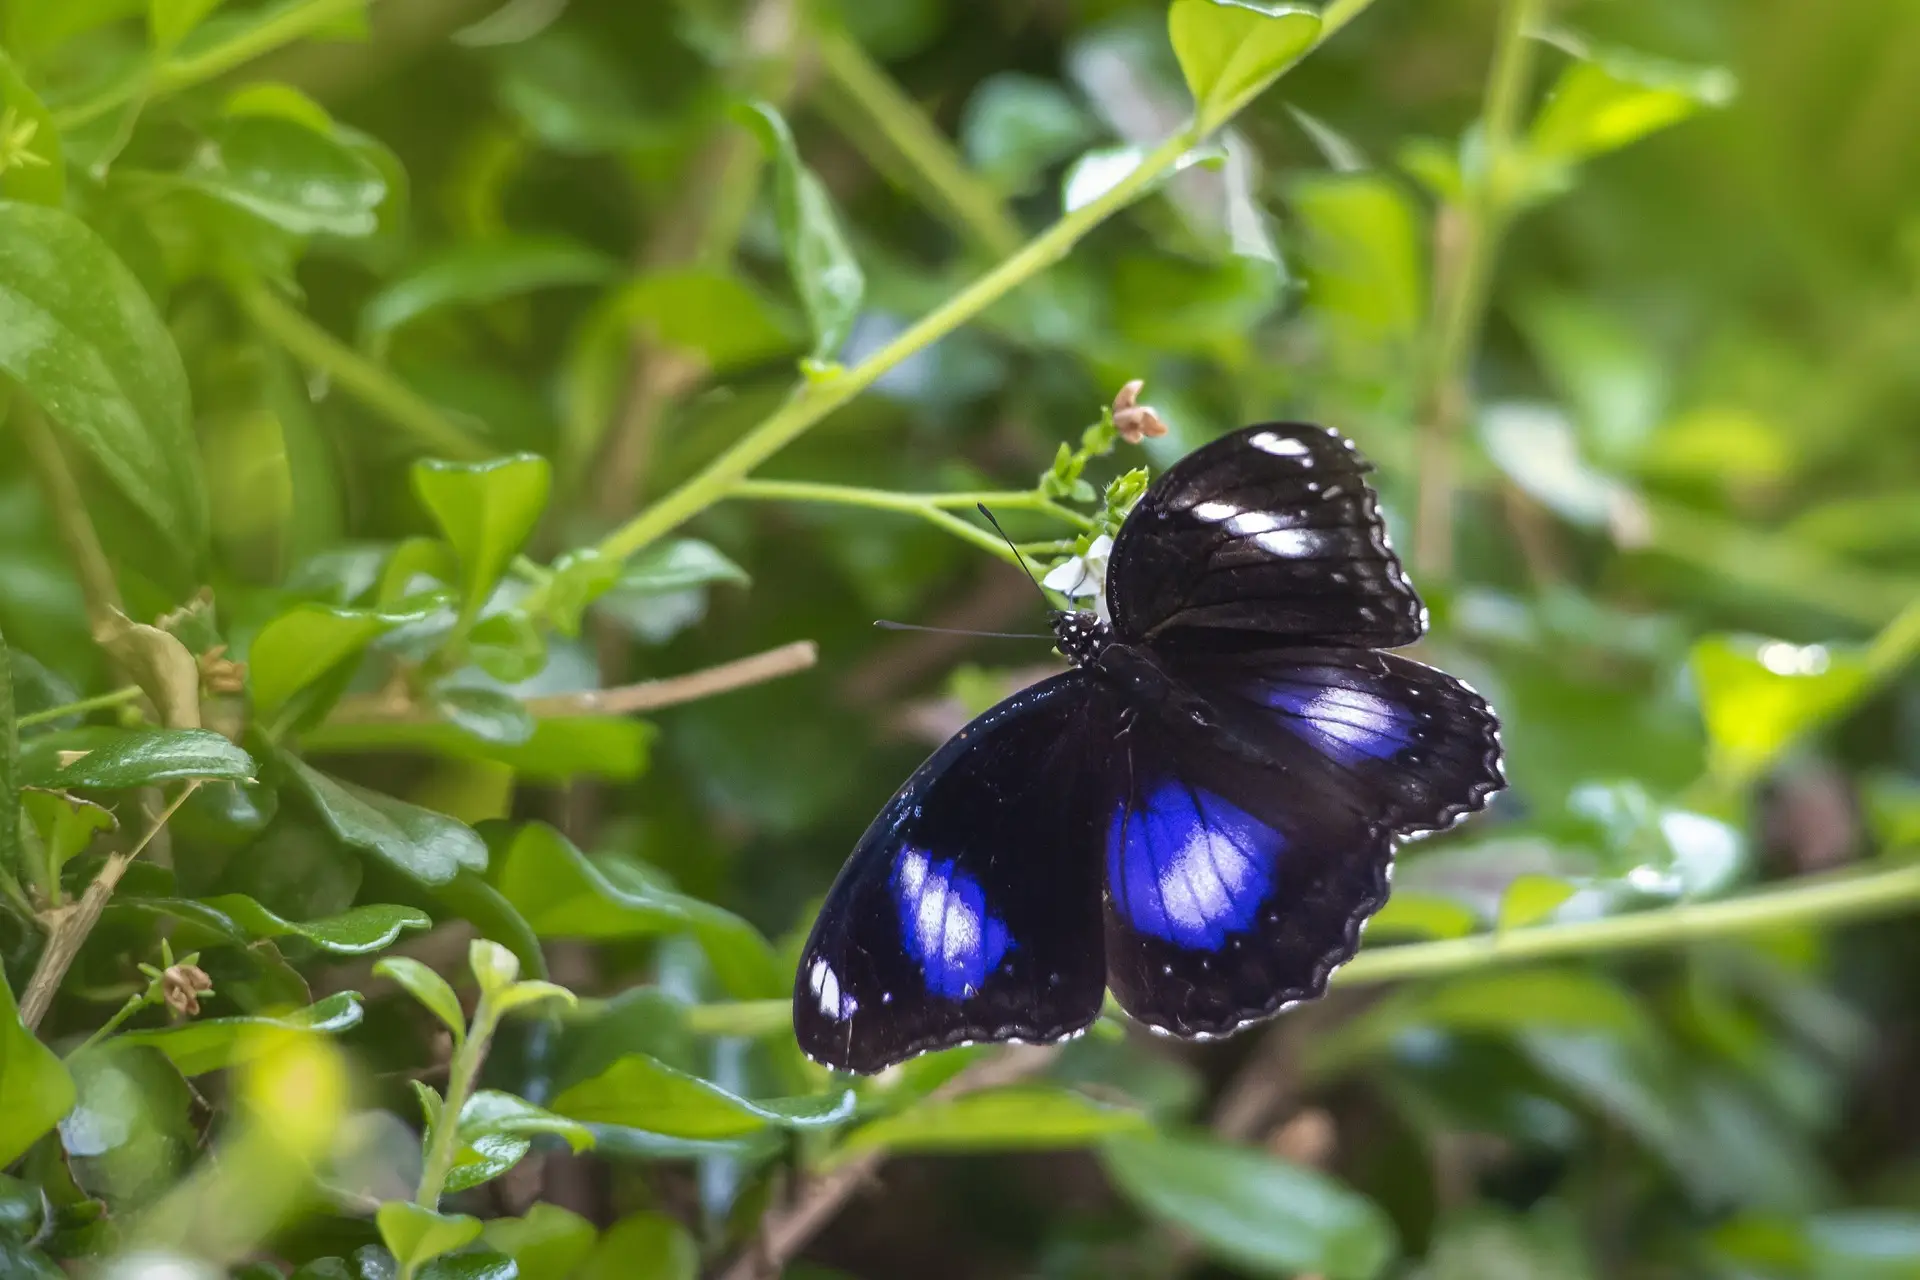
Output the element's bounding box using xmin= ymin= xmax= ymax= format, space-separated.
xmin=1567 ymin=780 xmax=1745 ymax=897
xmin=960 ymin=72 xmax=1098 ymax=194
xmin=1167 ymin=0 xmax=1321 ymax=130
xmin=1691 ymin=636 xmax=1870 ymax=782
xmin=0 ymin=969 xmax=75 ymax=1168
xmin=127 ymin=895 xmax=430 ymax=956
xmin=21 ymin=788 xmax=115 ymax=870
xmin=114 ymin=991 xmax=363 ymax=1076
xmin=283 ymin=754 xmax=488 ymax=886
xmin=1421 ymin=1204 xmax=1597 ymax=1280
xmin=492 ymin=822 xmax=780 ymax=998
xmin=431 ymin=686 xmax=535 ymax=748
xmin=150 ymin=0 xmax=224 ymax=50
xmin=735 ymin=101 xmax=865 ymax=364
xmin=1497 ymin=874 xmax=1577 ymax=930
xmin=59 ymin=1043 xmax=195 ymax=1210
xmin=378 ymin=1202 xmax=482 ymax=1274
xmin=492 ymin=27 xmax=668 ymax=154
xmin=20 ymin=728 xmax=255 ymax=789
xmin=171 ymin=114 xmax=388 ymax=236
xmin=0 ymin=630 xmax=17 ymax=880
xmin=1513 ymin=291 xmax=1666 ymax=458
xmin=575 ymin=1212 xmax=695 ymax=1280
xmin=618 ymin=539 xmax=750 ymax=596
xmin=360 ymin=236 xmax=618 ymax=356
xmin=1103 ymin=1131 xmax=1397 ymax=1280
xmin=0 ymin=203 xmax=206 ymax=554
xmin=412 ymin=455 xmax=553 ymax=624
xmin=551 ymin=1050 xmax=854 ymax=1139
xmin=1529 ymin=44 xmax=1736 ymax=169
xmin=1288 ymin=172 xmax=1424 ymax=353
xmin=374 ymin=957 xmax=466 ymax=1044
xmin=302 ymin=715 xmax=654 ymax=782
xmin=481 ymin=1203 xmax=596 ymax=1280
xmin=836 ymin=1085 xmax=1149 ymax=1159
xmin=578 ymin=268 xmax=800 ymax=375
xmin=0 ymin=53 xmax=63 ymax=206
xmin=1367 ymin=891 xmax=1479 ymax=941
xmin=247 ymin=601 xmax=434 ymax=721
xmin=1478 ymin=402 xmax=1640 ymax=533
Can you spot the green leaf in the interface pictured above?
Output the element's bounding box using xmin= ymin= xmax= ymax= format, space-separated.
xmin=619 ymin=539 xmax=750 ymax=595
xmin=735 ymin=101 xmax=866 ymax=364
xmin=1167 ymin=0 xmax=1321 ymax=131
xmin=446 ymin=1089 xmax=594 ymax=1193
xmin=20 ymin=789 xmax=115 ymax=871
xmin=412 ymin=454 xmax=553 ymax=624
xmin=282 ymin=754 xmax=488 ymax=886
xmin=0 ymin=970 xmax=76 ymax=1168
xmin=1691 ymin=635 xmax=1870 ymax=782
xmin=301 ymin=715 xmax=654 ymax=783
xmin=114 ymin=991 xmax=363 ymax=1076
xmin=587 ymin=267 xmax=800 ymax=371
xmin=431 ymin=686 xmax=535 ymax=748
xmin=150 ymin=0 xmax=224 ymax=49
xmin=1497 ymin=874 xmax=1577 ymax=931
xmin=247 ymin=602 xmax=433 ymax=720
xmin=468 ymin=938 xmax=520 ymax=997
xmin=0 ymin=53 xmax=63 ymax=206
xmin=836 ymin=1085 xmax=1149 ymax=1159
xmin=1530 ymin=46 xmax=1734 ymax=168
xmin=575 ymin=1212 xmax=695 ymax=1280
xmin=360 ymin=235 xmax=618 ymax=357
xmin=1365 ymin=891 xmax=1479 ymax=941
xmin=960 ymin=72 xmax=1098 ymax=195
xmin=492 ymin=822 xmax=780 ymax=998
xmin=126 ymin=895 xmax=431 ymax=956
xmin=552 ymin=1051 xmax=854 ymax=1139
xmin=0 ymin=629 xmax=17 ymax=881
xmin=1287 ymin=172 xmax=1424 ymax=353
xmin=1102 ymin=1131 xmax=1397 ymax=1280
xmin=481 ymin=1204 xmax=597 ymax=1280
xmin=378 ymin=1202 xmax=483 ymax=1273
xmin=375 ymin=957 xmax=466 ymax=1044
xmin=172 ymin=114 xmax=388 ymax=237
xmin=0 ymin=202 xmax=206 ymax=553
xmin=466 ymin=609 xmax=546 ymax=683
xmin=20 ymin=728 xmax=255 ymax=789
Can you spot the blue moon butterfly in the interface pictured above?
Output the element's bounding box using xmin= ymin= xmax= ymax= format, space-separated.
xmin=794 ymin=423 xmax=1505 ymax=1073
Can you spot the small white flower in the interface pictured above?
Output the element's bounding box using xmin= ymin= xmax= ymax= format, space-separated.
xmin=1042 ymin=534 xmax=1113 ymax=622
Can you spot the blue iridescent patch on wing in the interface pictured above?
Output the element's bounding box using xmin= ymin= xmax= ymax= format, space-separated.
xmin=1262 ymin=676 xmax=1418 ymax=766
xmin=1107 ymin=783 xmax=1281 ymax=950
xmin=890 ymin=847 xmax=1012 ymax=999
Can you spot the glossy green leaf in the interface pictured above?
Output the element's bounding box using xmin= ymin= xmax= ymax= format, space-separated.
xmin=492 ymin=822 xmax=780 ymax=998
xmin=374 ymin=957 xmax=466 ymax=1044
xmin=0 ymin=971 xmax=75 ymax=1168
xmin=446 ymin=1089 xmax=593 ymax=1192
xmin=378 ymin=1202 xmax=483 ymax=1273
xmin=114 ymin=991 xmax=364 ymax=1076
xmin=431 ymin=686 xmax=535 ymax=748
xmin=619 ymin=539 xmax=750 ymax=596
xmin=247 ymin=602 xmax=432 ymax=720
xmin=173 ymin=115 xmax=388 ymax=236
xmin=551 ymin=1051 xmax=855 ymax=1139
xmin=1168 ymin=1 xmax=1321 ymax=130
xmin=0 ymin=54 xmax=63 ymax=206
xmin=836 ymin=1085 xmax=1149 ymax=1159
xmin=0 ymin=202 xmax=206 ymax=553
xmin=301 ymin=714 xmax=654 ymax=782
xmin=412 ymin=454 xmax=552 ymax=623
xmin=736 ymin=101 xmax=865 ymax=364
xmin=575 ymin=1212 xmax=695 ymax=1280
xmin=480 ymin=1204 xmax=596 ymax=1280
xmin=1692 ymin=635 xmax=1870 ymax=782
xmin=360 ymin=236 xmax=618 ymax=356
xmin=1530 ymin=46 xmax=1735 ymax=167
xmin=125 ymin=895 xmax=429 ymax=957
xmin=282 ymin=754 xmax=488 ymax=886
xmin=1102 ymin=1131 xmax=1397 ymax=1280
xmin=21 ymin=728 xmax=255 ymax=789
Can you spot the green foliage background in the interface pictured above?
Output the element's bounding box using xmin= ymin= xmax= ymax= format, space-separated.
xmin=0 ymin=0 xmax=1918 ymax=1276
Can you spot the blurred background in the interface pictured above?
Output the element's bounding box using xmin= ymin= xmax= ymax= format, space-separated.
xmin=4 ymin=0 xmax=1920 ymax=1276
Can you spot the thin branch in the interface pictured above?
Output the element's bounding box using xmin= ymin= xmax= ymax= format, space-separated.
xmin=324 ymin=640 xmax=819 ymax=727
xmin=15 ymin=401 xmax=123 ymax=629
xmin=718 ymin=1046 xmax=1061 ymax=1280
xmin=17 ymin=684 xmax=146 ymax=730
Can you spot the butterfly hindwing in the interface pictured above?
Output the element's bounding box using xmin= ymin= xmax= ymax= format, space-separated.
xmin=793 ymin=672 xmax=1117 ymax=1073
xmin=1101 ymin=647 xmax=1501 ymax=1036
xmin=1105 ymin=424 xmax=1425 ymax=651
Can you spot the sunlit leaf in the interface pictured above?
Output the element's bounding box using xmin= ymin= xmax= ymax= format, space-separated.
xmin=1167 ymin=0 xmax=1320 ymax=130
xmin=0 ymin=969 xmax=75 ymax=1168
xmin=247 ymin=601 xmax=436 ymax=720
xmin=551 ymin=1051 xmax=853 ymax=1139
xmin=1691 ymin=635 xmax=1870 ymax=782
xmin=375 ymin=957 xmax=466 ymax=1044
xmin=171 ymin=114 xmax=388 ymax=237
xmin=115 ymin=992 xmax=364 ymax=1076
xmin=1529 ymin=44 xmax=1735 ymax=168
xmin=412 ymin=454 xmax=553 ymax=624
xmin=20 ymin=728 xmax=255 ymax=789
xmin=378 ymin=1202 xmax=482 ymax=1274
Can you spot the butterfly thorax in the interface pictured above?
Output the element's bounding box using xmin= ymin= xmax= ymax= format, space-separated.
xmin=1051 ymin=610 xmax=1111 ymax=666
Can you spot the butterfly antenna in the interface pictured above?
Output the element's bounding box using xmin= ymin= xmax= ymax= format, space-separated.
xmin=872 ymin=620 xmax=1049 ymax=639
xmin=976 ymin=503 xmax=1051 ymax=604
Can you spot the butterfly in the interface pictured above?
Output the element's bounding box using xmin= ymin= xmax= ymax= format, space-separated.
xmin=793 ymin=423 xmax=1504 ymax=1073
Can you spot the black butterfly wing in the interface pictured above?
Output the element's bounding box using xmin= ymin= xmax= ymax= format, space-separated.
xmin=1101 ymin=647 xmax=1501 ymax=1036
xmin=1105 ymin=423 xmax=1425 ymax=651
xmin=794 ymin=671 xmax=1119 ymax=1073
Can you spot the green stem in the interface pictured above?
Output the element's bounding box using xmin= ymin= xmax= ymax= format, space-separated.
xmin=233 ymin=279 xmax=490 ymax=462
xmin=16 ymin=685 xmax=146 ymax=730
xmin=1413 ymin=0 xmax=1545 ymax=576
xmin=68 ymin=990 xmax=154 ymax=1059
xmin=15 ymin=399 xmax=124 ymax=629
xmin=813 ymin=26 xmax=1024 ymax=257
xmin=684 ymin=860 xmax=1920 ymax=1036
xmin=415 ymin=1003 xmax=498 ymax=1209
xmin=728 ymin=479 xmax=1027 ymax=564
xmin=53 ymin=0 xmax=375 ymax=131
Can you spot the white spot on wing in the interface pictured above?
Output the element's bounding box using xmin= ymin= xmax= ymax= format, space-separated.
xmin=1253 ymin=529 xmax=1326 ymax=558
xmin=1157 ymin=828 xmax=1258 ymax=934
xmin=809 ymin=957 xmax=857 ymax=1020
xmin=1250 ymin=431 xmax=1311 ymax=458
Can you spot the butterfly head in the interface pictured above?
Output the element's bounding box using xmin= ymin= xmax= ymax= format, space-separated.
xmin=1051 ymin=610 xmax=1111 ymax=667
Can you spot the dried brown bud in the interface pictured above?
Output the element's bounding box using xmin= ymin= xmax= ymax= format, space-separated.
xmin=161 ymin=963 xmax=214 ymax=1017
xmin=1267 ymin=1107 xmax=1338 ymax=1168
xmin=198 ymin=644 xmax=249 ymax=696
xmin=1111 ymin=379 xmax=1168 ymax=444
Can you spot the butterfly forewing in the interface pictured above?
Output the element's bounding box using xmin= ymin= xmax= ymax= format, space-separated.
xmin=1106 ymin=424 xmax=1425 ymax=651
xmin=793 ymin=673 xmax=1117 ymax=1073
